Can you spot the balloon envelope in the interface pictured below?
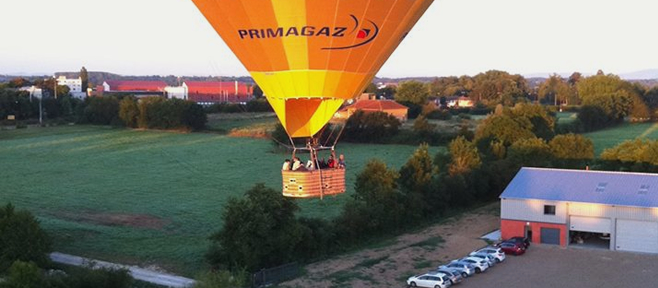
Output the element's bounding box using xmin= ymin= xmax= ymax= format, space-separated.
xmin=191 ymin=0 xmax=434 ymax=137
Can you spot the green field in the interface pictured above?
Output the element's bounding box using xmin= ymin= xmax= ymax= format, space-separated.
xmin=0 ymin=125 xmax=439 ymax=276
xmin=584 ymin=122 xmax=658 ymax=155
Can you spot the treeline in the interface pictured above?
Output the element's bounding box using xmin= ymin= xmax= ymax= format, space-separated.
xmin=0 ymin=87 xmax=208 ymax=131
xmin=207 ymin=104 xmax=597 ymax=276
xmin=0 ymin=203 xmax=133 ymax=288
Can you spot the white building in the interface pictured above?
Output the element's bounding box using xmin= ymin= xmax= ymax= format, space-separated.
xmin=56 ymin=76 xmax=87 ymax=99
xmin=165 ymin=86 xmax=188 ymax=100
xmin=19 ymin=86 xmax=43 ymax=99
xmin=501 ymin=167 xmax=658 ymax=253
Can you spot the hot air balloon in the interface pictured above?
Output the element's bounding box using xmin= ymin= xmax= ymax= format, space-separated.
xmin=191 ymin=0 xmax=434 ymax=198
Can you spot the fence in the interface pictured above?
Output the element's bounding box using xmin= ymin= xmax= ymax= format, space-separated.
xmin=252 ymin=262 xmax=301 ymax=287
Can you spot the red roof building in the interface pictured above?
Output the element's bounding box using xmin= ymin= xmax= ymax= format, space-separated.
xmin=184 ymin=81 xmax=252 ymax=104
xmin=335 ymin=99 xmax=408 ymax=121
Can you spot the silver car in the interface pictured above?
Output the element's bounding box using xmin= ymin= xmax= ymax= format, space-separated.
xmin=440 ymin=262 xmax=475 ymax=278
xmin=471 ymin=247 xmax=506 ymax=263
xmin=468 ymin=253 xmax=496 ymax=267
xmin=458 ymin=257 xmax=489 ymax=273
xmin=430 ymin=269 xmax=463 ymax=285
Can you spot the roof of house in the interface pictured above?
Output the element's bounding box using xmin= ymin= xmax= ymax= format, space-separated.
xmin=500 ymin=167 xmax=658 ymax=208
xmin=184 ymin=81 xmax=250 ymax=95
xmin=104 ymin=81 xmax=167 ymax=92
xmin=345 ymin=99 xmax=408 ymax=111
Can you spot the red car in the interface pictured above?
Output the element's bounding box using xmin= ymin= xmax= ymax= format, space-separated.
xmin=498 ymin=242 xmax=525 ymax=255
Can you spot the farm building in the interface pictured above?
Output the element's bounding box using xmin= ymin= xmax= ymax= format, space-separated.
xmin=500 ymin=167 xmax=658 ymax=253
xmin=334 ymin=98 xmax=408 ymax=121
xmin=183 ymin=81 xmax=252 ymax=105
xmin=100 ymin=80 xmax=167 ymax=98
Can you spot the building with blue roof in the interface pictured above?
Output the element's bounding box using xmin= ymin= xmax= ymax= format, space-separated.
xmin=500 ymin=167 xmax=658 ymax=253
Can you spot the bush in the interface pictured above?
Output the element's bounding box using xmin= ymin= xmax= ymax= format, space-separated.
xmin=194 ymin=270 xmax=249 ymax=288
xmin=245 ymin=98 xmax=272 ymax=112
xmin=63 ymin=266 xmax=133 ymax=288
xmin=0 ymin=261 xmax=45 ymax=288
xmin=80 ymin=96 xmax=120 ymax=125
xmin=119 ymin=97 xmax=139 ymax=128
xmin=0 ymin=203 xmax=52 ymax=272
xmin=426 ymin=109 xmax=452 ymax=120
xmin=138 ymin=97 xmax=206 ymax=130
xmin=342 ymin=111 xmax=401 ymax=143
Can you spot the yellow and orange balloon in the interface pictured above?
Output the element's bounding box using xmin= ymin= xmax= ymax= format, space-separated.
xmin=191 ymin=0 xmax=434 ymax=138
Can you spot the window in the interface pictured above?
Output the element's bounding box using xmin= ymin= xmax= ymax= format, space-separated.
xmin=544 ymin=205 xmax=556 ymax=215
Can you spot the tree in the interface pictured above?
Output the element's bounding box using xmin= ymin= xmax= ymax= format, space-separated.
xmin=470 ymin=70 xmax=528 ymax=105
xmin=252 ymin=84 xmax=263 ymax=98
xmin=394 ymin=80 xmax=430 ymax=106
xmin=507 ymin=138 xmax=552 ymax=167
xmin=399 ymin=144 xmax=437 ymax=219
xmin=207 ymin=184 xmax=303 ymax=271
xmin=448 ymin=136 xmax=481 ymax=176
xmin=336 ymin=159 xmax=405 ymax=242
xmin=80 ymin=66 xmax=89 ymax=91
xmin=538 ymin=74 xmax=575 ymax=105
xmin=0 ymin=203 xmax=52 ymax=272
xmin=119 ymin=96 xmax=139 ymax=127
xmin=475 ymin=114 xmax=535 ymax=146
xmin=363 ymin=82 xmax=378 ymax=94
xmin=576 ymin=73 xmax=636 ymax=123
xmin=509 ymin=103 xmax=555 ymax=140
xmin=548 ymin=134 xmax=594 ymax=160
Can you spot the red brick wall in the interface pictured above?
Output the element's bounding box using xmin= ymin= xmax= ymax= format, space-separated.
xmin=501 ymin=219 xmax=567 ymax=247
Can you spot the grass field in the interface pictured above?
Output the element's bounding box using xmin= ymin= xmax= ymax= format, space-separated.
xmin=0 ymin=125 xmax=439 ymax=276
xmin=584 ymin=122 xmax=658 ymax=155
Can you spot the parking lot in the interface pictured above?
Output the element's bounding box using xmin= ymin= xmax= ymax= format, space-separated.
xmin=457 ymin=244 xmax=658 ymax=288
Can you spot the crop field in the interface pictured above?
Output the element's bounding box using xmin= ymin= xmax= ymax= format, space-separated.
xmin=0 ymin=125 xmax=439 ymax=276
xmin=584 ymin=122 xmax=658 ymax=155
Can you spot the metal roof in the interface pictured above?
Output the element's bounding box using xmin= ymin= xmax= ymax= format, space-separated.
xmin=499 ymin=167 xmax=658 ymax=208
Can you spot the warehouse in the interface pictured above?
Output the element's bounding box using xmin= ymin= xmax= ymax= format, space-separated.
xmin=500 ymin=167 xmax=658 ymax=253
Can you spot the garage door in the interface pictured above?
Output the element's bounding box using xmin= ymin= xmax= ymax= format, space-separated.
xmin=616 ymin=219 xmax=658 ymax=253
xmin=540 ymin=228 xmax=560 ymax=245
xmin=570 ymin=216 xmax=611 ymax=233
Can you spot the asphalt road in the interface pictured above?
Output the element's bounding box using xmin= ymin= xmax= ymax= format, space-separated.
xmin=50 ymin=252 xmax=195 ymax=287
xmin=455 ymin=244 xmax=658 ymax=288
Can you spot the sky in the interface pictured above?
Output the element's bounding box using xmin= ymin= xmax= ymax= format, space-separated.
xmin=1 ymin=0 xmax=657 ymax=78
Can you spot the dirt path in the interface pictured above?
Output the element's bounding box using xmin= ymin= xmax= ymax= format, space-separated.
xmin=281 ymin=203 xmax=500 ymax=288
xmin=50 ymin=252 xmax=195 ymax=287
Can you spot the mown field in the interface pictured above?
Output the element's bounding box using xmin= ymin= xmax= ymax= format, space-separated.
xmin=584 ymin=122 xmax=658 ymax=155
xmin=0 ymin=125 xmax=438 ymax=276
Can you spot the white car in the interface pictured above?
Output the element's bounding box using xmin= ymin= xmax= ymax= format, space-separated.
xmin=458 ymin=257 xmax=489 ymax=273
xmin=471 ymin=247 xmax=506 ymax=263
xmin=468 ymin=253 xmax=496 ymax=267
xmin=407 ymin=273 xmax=452 ymax=288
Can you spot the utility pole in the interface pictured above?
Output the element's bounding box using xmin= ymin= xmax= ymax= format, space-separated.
xmin=54 ymin=76 xmax=58 ymax=99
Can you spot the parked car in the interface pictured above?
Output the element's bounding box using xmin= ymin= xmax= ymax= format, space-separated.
xmin=429 ymin=269 xmax=463 ymax=285
xmin=407 ymin=273 xmax=452 ymax=288
xmin=457 ymin=257 xmax=489 ymax=273
xmin=439 ymin=262 xmax=475 ymax=278
xmin=468 ymin=253 xmax=496 ymax=267
xmin=498 ymin=236 xmax=530 ymax=248
xmin=498 ymin=241 xmax=526 ymax=255
xmin=471 ymin=247 xmax=506 ymax=263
